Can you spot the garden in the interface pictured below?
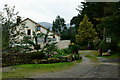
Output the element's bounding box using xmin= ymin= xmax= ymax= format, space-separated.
xmin=2 ymin=42 xmax=82 ymax=67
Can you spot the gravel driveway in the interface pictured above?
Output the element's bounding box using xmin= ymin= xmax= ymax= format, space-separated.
xmin=28 ymin=50 xmax=119 ymax=78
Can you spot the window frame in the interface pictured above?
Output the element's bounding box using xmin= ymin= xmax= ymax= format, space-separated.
xmin=27 ymin=29 xmax=31 ymax=35
xmin=37 ymin=26 xmax=41 ymax=31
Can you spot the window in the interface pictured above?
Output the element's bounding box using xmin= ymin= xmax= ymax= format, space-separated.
xmin=37 ymin=27 xmax=40 ymax=31
xmin=52 ymin=38 xmax=56 ymax=41
xmin=27 ymin=29 xmax=31 ymax=35
xmin=26 ymin=26 xmax=28 ymax=28
xmin=52 ymin=36 xmax=56 ymax=41
xmin=53 ymin=36 xmax=55 ymax=38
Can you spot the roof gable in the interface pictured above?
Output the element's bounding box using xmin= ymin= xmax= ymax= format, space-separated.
xmin=20 ymin=18 xmax=60 ymax=36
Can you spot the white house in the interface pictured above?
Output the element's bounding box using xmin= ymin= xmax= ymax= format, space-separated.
xmin=14 ymin=18 xmax=60 ymax=48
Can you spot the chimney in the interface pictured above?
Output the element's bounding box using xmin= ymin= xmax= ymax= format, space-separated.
xmin=17 ymin=16 xmax=21 ymax=25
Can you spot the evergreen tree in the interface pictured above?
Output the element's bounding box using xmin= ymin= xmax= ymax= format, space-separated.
xmin=76 ymin=14 xmax=97 ymax=46
xmin=52 ymin=15 xmax=66 ymax=34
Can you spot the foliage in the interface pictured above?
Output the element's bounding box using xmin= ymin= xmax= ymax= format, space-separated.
xmin=2 ymin=52 xmax=31 ymax=67
xmin=117 ymin=42 xmax=120 ymax=49
xmin=2 ymin=51 xmax=46 ymax=67
xmin=30 ymin=51 xmax=45 ymax=60
xmin=69 ymin=43 xmax=79 ymax=53
xmin=55 ymin=48 xmax=72 ymax=54
xmin=99 ymin=39 xmax=118 ymax=52
xmin=73 ymin=2 xmax=119 ymax=26
xmin=32 ymin=31 xmax=45 ymax=51
xmin=2 ymin=48 xmax=81 ymax=66
xmin=42 ymin=43 xmax=57 ymax=58
xmin=76 ymin=14 xmax=97 ymax=45
xmin=52 ymin=15 xmax=67 ymax=34
xmin=9 ymin=46 xmax=23 ymax=53
xmin=1 ymin=4 xmax=25 ymax=51
xmin=52 ymin=48 xmax=81 ymax=62
xmin=60 ymin=29 xmax=70 ymax=40
xmin=70 ymin=14 xmax=84 ymax=31
xmin=1 ymin=4 xmax=17 ymax=50
xmin=60 ymin=27 xmax=76 ymax=42
xmin=52 ymin=49 xmax=69 ymax=58
xmin=97 ymin=14 xmax=120 ymax=51
xmin=71 ymin=2 xmax=120 ymax=44
xmin=22 ymin=29 xmax=51 ymax=51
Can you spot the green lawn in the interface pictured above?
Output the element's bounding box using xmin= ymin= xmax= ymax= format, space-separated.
xmin=2 ymin=61 xmax=81 ymax=78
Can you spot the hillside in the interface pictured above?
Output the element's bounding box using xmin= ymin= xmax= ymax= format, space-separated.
xmin=38 ymin=22 xmax=70 ymax=30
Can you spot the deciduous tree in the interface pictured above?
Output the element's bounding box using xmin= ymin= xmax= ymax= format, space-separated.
xmin=1 ymin=4 xmax=25 ymax=51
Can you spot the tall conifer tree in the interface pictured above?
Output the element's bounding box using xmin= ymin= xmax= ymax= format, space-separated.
xmin=76 ymin=14 xmax=97 ymax=45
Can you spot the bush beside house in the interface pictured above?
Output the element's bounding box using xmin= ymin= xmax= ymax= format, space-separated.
xmin=2 ymin=44 xmax=81 ymax=67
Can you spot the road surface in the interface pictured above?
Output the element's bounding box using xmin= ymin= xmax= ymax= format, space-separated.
xmin=28 ymin=50 xmax=119 ymax=78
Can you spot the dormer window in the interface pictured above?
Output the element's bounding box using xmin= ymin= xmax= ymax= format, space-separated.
xmin=37 ymin=27 xmax=40 ymax=31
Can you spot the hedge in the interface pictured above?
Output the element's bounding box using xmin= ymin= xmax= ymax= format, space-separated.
xmin=2 ymin=52 xmax=82 ymax=67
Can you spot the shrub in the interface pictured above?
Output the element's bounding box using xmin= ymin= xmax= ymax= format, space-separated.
xmin=74 ymin=54 xmax=80 ymax=60
xmin=69 ymin=44 xmax=79 ymax=54
xmin=42 ymin=43 xmax=57 ymax=58
xmin=2 ymin=51 xmax=47 ymax=67
xmin=63 ymin=48 xmax=72 ymax=54
xmin=99 ymin=40 xmax=117 ymax=52
xmin=55 ymin=49 xmax=64 ymax=54
xmin=34 ymin=45 xmax=40 ymax=50
xmin=2 ymin=52 xmax=31 ymax=67
xmin=52 ymin=49 xmax=72 ymax=58
xmin=9 ymin=46 xmax=22 ymax=53
xmin=54 ymin=49 xmax=72 ymax=54
xmin=30 ymin=51 xmax=45 ymax=59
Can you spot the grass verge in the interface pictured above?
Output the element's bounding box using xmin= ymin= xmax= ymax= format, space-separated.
xmin=2 ymin=59 xmax=82 ymax=78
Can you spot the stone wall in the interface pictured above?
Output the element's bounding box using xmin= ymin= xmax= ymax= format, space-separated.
xmin=56 ymin=40 xmax=71 ymax=49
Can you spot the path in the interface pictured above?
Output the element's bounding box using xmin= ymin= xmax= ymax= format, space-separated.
xmin=28 ymin=50 xmax=119 ymax=78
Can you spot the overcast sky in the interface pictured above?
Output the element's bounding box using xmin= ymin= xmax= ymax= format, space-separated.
xmin=0 ymin=0 xmax=84 ymax=23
